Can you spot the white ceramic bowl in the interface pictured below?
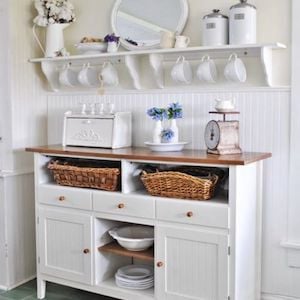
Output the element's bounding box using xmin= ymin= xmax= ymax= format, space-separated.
xmin=75 ymin=42 xmax=107 ymax=55
xmin=109 ymin=226 xmax=154 ymax=251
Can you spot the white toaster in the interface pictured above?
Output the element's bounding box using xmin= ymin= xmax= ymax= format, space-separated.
xmin=62 ymin=111 xmax=132 ymax=149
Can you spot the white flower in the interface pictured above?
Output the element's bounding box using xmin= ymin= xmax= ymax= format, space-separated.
xmin=48 ymin=17 xmax=55 ymax=24
xmin=33 ymin=15 xmax=48 ymax=27
xmin=33 ymin=0 xmax=75 ymax=26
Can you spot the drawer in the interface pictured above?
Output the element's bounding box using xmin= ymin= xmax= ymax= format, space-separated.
xmin=156 ymin=199 xmax=229 ymax=229
xmin=93 ymin=192 xmax=155 ymax=219
xmin=38 ymin=185 xmax=92 ymax=210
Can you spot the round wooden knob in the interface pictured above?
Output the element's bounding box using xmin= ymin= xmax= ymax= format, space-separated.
xmin=58 ymin=196 xmax=65 ymax=201
xmin=118 ymin=203 xmax=125 ymax=209
xmin=186 ymin=211 xmax=193 ymax=218
xmin=83 ymin=249 xmax=90 ymax=254
xmin=156 ymin=261 xmax=164 ymax=268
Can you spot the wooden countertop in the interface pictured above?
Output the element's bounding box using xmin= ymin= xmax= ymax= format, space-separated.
xmin=25 ymin=145 xmax=271 ymax=166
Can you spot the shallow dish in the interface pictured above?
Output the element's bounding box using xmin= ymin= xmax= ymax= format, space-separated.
xmin=215 ymin=108 xmax=235 ymax=113
xmin=109 ymin=225 xmax=154 ymax=251
xmin=144 ymin=141 xmax=188 ymax=152
xmin=117 ymin=265 xmax=154 ymax=280
xmin=75 ymin=42 xmax=107 ymax=54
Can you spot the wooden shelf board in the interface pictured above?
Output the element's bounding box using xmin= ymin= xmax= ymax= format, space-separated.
xmin=98 ymin=241 xmax=154 ymax=262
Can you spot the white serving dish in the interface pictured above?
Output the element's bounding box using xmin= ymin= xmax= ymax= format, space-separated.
xmin=109 ymin=225 xmax=154 ymax=251
xmin=144 ymin=141 xmax=188 ymax=152
xmin=75 ymin=42 xmax=107 ymax=54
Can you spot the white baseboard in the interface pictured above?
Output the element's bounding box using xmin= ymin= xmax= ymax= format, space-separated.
xmin=262 ymin=293 xmax=300 ymax=300
xmin=3 ymin=275 xmax=36 ymax=291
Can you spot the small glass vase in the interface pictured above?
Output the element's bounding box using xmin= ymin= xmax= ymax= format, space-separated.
xmin=169 ymin=119 xmax=179 ymax=143
xmin=152 ymin=120 xmax=163 ymax=143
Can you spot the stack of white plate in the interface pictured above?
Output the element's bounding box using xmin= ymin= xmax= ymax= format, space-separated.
xmin=115 ymin=265 xmax=154 ymax=290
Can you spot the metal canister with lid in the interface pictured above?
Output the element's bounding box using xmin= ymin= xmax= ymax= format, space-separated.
xmin=229 ymin=0 xmax=257 ymax=45
xmin=202 ymin=9 xmax=229 ymax=46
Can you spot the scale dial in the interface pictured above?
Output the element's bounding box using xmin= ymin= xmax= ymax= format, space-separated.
xmin=205 ymin=120 xmax=220 ymax=150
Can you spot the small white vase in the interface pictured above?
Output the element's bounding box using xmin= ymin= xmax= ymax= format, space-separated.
xmin=169 ymin=119 xmax=179 ymax=143
xmin=153 ymin=120 xmax=163 ymax=144
xmin=107 ymin=41 xmax=120 ymax=53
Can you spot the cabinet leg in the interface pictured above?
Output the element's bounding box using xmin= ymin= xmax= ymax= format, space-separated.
xmin=37 ymin=278 xmax=46 ymax=299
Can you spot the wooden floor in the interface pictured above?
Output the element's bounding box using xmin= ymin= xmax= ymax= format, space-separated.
xmin=0 ymin=280 xmax=116 ymax=300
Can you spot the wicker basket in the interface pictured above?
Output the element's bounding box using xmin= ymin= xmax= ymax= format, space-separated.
xmin=141 ymin=171 xmax=218 ymax=200
xmin=48 ymin=160 xmax=120 ymax=191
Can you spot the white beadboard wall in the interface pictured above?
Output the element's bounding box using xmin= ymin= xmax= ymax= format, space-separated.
xmin=47 ymin=87 xmax=297 ymax=297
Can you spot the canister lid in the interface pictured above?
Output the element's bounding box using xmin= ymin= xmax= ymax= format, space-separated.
xmin=230 ymin=0 xmax=256 ymax=10
xmin=203 ymin=9 xmax=228 ymax=19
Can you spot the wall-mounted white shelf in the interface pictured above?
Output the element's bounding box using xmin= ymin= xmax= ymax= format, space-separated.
xmin=29 ymin=43 xmax=286 ymax=91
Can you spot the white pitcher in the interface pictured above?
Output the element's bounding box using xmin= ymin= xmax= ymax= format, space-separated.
xmin=33 ymin=23 xmax=70 ymax=58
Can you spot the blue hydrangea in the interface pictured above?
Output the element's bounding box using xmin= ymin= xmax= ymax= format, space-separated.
xmin=161 ymin=129 xmax=175 ymax=143
xmin=147 ymin=107 xmax=167 ymax=121
xmin=167 ymin=102 xmax=183 ymax=119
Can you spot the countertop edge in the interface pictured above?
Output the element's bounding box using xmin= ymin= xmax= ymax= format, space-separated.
xmin=25 ymin=145 xmax=272 ymax=166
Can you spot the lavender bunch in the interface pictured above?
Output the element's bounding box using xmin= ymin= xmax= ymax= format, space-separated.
xmin=104 ymin=33 xmax=120 ymax=43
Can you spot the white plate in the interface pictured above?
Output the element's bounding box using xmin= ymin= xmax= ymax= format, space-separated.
xmin=144 ymin=141 xmax=188 ymax=152
xmin=75 ymin=42 xmax=107 ymax=54
xmin=117 ymin=265 xmax=154 ymax=280
xmin=115 ymin=279 xmax=154 ymax=290
xmin=115 ymin=274 xmax=154 ymax=284
xmin=115 ymin=275 xmax=154 ymax=286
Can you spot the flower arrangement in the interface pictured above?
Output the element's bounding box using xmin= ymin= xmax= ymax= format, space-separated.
xmin=161 ymin=129 xmax=174 ymax=143
xmin=33 ymin=0 xmax=76 ymax=27
xmin=147 ymin=107 xmax=167 ymax=121
xmin=104 ymin=33 xmax=120 ymax=43
xmin=167 ymin=102 xmax=183 ymax=119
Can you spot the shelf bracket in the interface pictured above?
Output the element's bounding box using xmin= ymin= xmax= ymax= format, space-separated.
xmin=124 ymin=55 xmax=142 ymax=90
xmin=260 ymin=46 xmax=273 ymax=87
xmin=41 ymin=61 xmax=60 ymax=92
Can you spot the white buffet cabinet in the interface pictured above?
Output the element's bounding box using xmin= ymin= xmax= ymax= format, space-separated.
xmin=27 ymin=145 xmax=271 ymax=300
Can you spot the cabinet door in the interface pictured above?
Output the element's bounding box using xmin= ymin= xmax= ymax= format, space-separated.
xmin=156 ymin=225 xmax=229 ymax=300
xmin=38 ymin=208 xmax=93 ymax=284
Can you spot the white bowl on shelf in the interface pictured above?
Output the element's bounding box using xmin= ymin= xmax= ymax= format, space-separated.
xmin=75 ymin=42 xmax=107 ymax=55
xmin=109 ymin=225 xmax=154 ymax=251
xmin=144 ymin=141 xmax=188 ymax=152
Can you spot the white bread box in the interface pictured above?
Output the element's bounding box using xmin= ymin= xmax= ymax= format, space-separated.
xmin=62 ymin=111 xmax=132 ymax=149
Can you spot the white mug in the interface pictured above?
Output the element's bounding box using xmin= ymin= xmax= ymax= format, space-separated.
xmin=107 ymin=41 xmax=120 ymax=53
xmin=196 ymin=55 xmax=218 ymax=83
xmin=160 ymin=31 xmax=176 ymax=49
xmin=224 ymin=53 xmax=247 ymax=83
xmin=101 ymin=62 xmax=119 ymax=86
xmin=59 ymin=64 xmax=79 ymax=87
xmin=78 ymin=63 xmax=99 ymax=87
xmin=171 ymin=56 xmax=193 ymax=84
xmin=174 ymin=35 xmax=190 ymax=48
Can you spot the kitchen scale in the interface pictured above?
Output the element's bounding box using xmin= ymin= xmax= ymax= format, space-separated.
xmin=204 ymin=111 xmax=242 ymax=155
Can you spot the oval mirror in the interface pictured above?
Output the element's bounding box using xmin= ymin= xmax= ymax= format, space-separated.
xmin=111 ymin=0 xmax=189 ymax=50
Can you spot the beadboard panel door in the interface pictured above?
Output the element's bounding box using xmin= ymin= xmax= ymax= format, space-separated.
xmin=156 ymin=225 xmax=228 ymax=300
xmin=39 ymin=208 xmax=93 ymax=285
xmin=46 ymin=88 xmax=294 ymax=295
